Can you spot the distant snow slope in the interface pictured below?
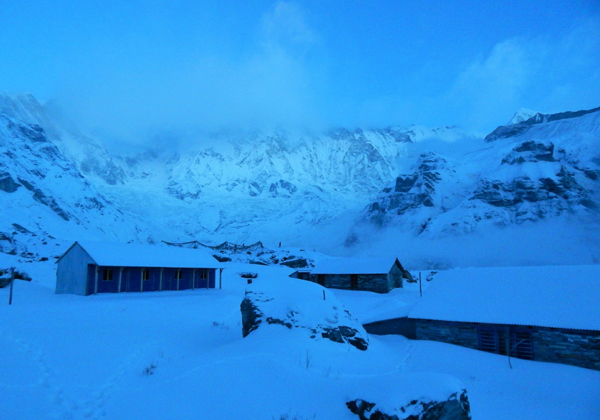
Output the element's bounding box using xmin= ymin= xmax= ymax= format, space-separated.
xmin=1 ymin=92 xmax=599 ymax=267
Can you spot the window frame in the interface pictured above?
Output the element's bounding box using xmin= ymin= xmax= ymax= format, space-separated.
xmin=102 ymin=269 xmax=114 ymax=281
xmin=477 ymin=325 xmax=534 ymax=360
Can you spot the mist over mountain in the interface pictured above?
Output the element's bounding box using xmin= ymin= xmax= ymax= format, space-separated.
xmin=1 ymin=92 xmax=599 ymax=268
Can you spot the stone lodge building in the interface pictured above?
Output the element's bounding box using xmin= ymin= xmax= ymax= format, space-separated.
xmin=407 ymin=265 xmax=600 ymax=371
xmin=307 ymin=257 xmax=412 ymax=293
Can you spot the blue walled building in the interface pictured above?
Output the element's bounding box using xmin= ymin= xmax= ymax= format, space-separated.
xmin=56 ymin=241 xmax=223 ymax=295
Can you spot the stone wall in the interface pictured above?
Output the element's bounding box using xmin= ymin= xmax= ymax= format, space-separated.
xmin=387 ymin=263 xmax=403 ymax=290
xmin=414 ymin=318 xmax=600 ymax=371
xmin=532 ymin=327 xmax=600 ymax=371
xmin=414 ymin=319 xmax=480 ymax=351
xmin=363 ymin=317 xmax=416 ymax=339
xmin=316 ymin=273 xmax=391 ymax=293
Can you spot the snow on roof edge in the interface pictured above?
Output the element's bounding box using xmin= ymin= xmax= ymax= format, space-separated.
xmin=407 ymin=315 xmax=600 ymax=332
xmin=63 ymin=241 xmax=222 ymax=269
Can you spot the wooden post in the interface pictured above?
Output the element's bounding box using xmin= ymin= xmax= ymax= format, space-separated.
xmin=118 ymin=267 xmax=124 ymax=293
xmin=219 ymin=268 xmax=223 ymax=289
xmin=8 ymin=270 xmax=14 ymax=305
xmin=160 ymin=268 xmax=164 ymax=291
xmin=177 ymin=269 xmax=180 ymax=290
xmin=192 ymin=269 xmax=196 ymax=290
xmin=94 ymin=266 xmax=99 ymax=295
xmin=140 ymin=268 xmax=144 ymax=292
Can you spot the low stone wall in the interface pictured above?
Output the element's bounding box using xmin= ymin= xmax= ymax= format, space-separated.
xmin=310 ymin=273 xmax=391 ymax=293
xmin=363 ymin=317 xmax=416 ymax=339
xmin=414 ymin=319 xmax=479 ymax=351
xmin=532 ymin=328 xmax=600 ymax=371
xmin=414 ymin=318 xmax=600 ymax=371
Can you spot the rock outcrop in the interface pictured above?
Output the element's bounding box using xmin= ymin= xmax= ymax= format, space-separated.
xmin=240 ymin=279 xmax=369 ymax=350
xmin=357 ymin=106 xmax=600 ymax=236
xmin=347 ymin=390 xmax=471 ymax=420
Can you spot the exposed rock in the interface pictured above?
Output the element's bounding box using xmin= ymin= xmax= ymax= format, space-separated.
xmin=347 ymin=390 xmax=471 ymax=420
xmin=366 ymin=153 xmax=447 ymax=226
xmin=471 ymin=164 xmax=589 ymax=216
xmin=0 ymin=171 xmax=21 ymax=192
xmin=240 ymin=280 xmax=369 ymax=350
xmin=32 ymin=189 xmax=70 ymax=221
xmin=0 ymin=232 xmax=19 ymax=255
xmin=269 ymin=179 xmax=297 ymax=198
xmin=318 ymin=325 xmax=368 ymax=350
xmin=501 ymin=141 xmax=555 ymax=164
xmin=280 ymin=258 xmax=309 ymax=268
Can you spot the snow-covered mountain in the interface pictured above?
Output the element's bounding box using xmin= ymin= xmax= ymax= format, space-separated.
xmin=1 ymin=93 xmax=478 ymax=248
xmin=359 ymin=107 xmax=600 ymax=234
xmin=0 ymin=111 xmax=159 ymax=260
xmin=1 ymin=92 xmax=599 ymax=266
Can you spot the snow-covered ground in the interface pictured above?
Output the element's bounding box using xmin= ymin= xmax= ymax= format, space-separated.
xmin=1 ymin=260 xmax=599 ymax=420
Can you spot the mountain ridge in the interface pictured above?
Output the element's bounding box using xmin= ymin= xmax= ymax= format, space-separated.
xmin=1 ymin=92 xmax=598 ymax=266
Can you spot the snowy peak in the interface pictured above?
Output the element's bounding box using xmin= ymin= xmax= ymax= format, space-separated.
xmin=486 ymin=105 xmax=600 ymax=142
xmin=507 ymin=108 xmax=539 ymax=125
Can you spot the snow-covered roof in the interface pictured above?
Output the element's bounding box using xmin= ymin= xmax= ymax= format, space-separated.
xmin=311 ymin=257 xmax=400 ymax=275
xmin=408 ymin=265 xmax=600 ymax=331
xmin=61 ymin=241 xmax=221 ymax=269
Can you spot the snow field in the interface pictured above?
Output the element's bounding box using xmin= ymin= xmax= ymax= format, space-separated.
xmin=0 ymin=261 xmax=598 ymax=419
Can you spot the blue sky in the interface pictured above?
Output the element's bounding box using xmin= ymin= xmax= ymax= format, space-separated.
xmin=1 ymin=0 xmax=599 ymax=140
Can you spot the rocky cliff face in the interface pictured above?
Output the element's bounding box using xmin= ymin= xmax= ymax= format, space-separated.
xmin=0 ymin=93 xmax=126 ymax=186
xmin=0 ymin=111 xmax=152 ymax=255
xmin=357 ymin=107 xmax=600 ymax=238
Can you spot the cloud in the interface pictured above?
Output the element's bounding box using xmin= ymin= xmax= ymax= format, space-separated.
xmin=261 ymin=1 xmax=319 ymax=55
xmin=444 ymin=16 xmax=600 ymax=132
xmin=57 ymin=1 xmax=326 ymax=148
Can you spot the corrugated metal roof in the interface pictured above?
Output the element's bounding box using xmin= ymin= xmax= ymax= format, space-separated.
xmin=66 ymin=241 xmax=221 ymax=269
xmin=311 ymin=257 xmax=399 ymax=275
xmin=408 ymin=265 xmax=600 ymax=331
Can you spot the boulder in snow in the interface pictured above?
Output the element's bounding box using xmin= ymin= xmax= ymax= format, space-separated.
xmin=346 ymin=373 xmax=471 ymax=420
xmin=240 ymin=278 xmax=369 ymax=350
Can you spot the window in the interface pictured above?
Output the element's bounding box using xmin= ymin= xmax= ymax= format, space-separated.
xmin=175 ymin=269 xmax=183 ymax=280
xmin=102 ymin=269 xmax=113 ymax=281
xmin=477 ymin=326 xmax=533 ymax=360
xmin=317 ymin=274 xmax=325 ymax=286
xmin=143 ymin=269 xmax=150 ymax=281
xmin=350 ymin=274 xmax=358 ymax=290
xmin=200 ymin=269 xmax=208 ymax=279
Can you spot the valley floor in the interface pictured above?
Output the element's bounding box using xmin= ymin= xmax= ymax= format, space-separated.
xmin=0 ymin=260 xmax=599 ymax=419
